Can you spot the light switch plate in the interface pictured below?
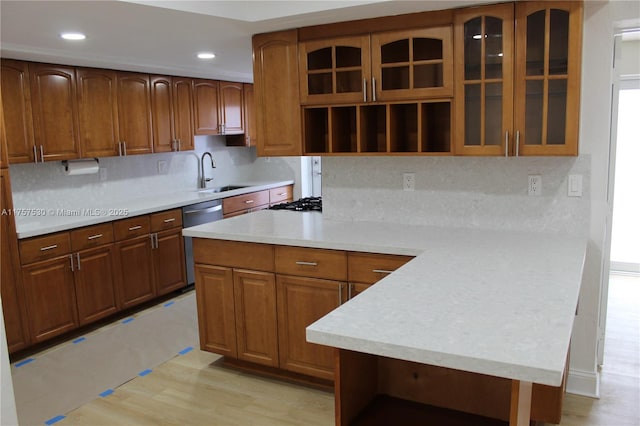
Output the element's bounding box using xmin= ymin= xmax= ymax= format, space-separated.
xmin=568 ymin=174 xmax=583 ymax=197
xmin=157 ymin=160 xmax=168 ymax=175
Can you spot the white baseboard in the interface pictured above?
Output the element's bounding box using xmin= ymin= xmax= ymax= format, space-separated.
xmin=566 ymin=368 xmax=600 ymax=398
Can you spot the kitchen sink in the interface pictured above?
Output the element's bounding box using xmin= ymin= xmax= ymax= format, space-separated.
xmin=197 ymin=185 xmax=249 ymax=194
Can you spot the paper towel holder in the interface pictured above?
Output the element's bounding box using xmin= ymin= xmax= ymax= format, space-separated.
xmin=62 ymin=158 xmax=100 ymax=175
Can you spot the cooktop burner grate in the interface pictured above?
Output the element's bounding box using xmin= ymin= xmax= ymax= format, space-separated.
xmin=269 ymin=197 xmax=322 ymax=212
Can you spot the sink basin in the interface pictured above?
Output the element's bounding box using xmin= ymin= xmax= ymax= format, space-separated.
xmin=197 ymin=185 xmax=249 ymax=194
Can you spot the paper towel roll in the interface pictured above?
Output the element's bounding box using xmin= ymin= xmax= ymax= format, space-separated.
xmin=63 ymin=158 xmax=100 ymax=175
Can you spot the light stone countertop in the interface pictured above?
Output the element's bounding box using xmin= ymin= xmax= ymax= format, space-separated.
xmin=15 ymin=180 xmax=293 ymax=239
xmin=182 ymin=209 xmax=586 ymax=387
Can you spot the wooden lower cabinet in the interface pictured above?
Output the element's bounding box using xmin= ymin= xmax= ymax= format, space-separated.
xmin=115 ymin=234 xmax=155 ymax=309
xmin=74 ymin=245 xmax=119 ymax=325
xmin=21 ymin=255 xmax=79 ymax=343
xmin=153 ymin=228 xmax=187 ymax=296
xmin=276 ymin=274 xmax=343 ymax=380
xmin=195 ymin=264 xmax=236 ymax=356
xmin=233 ymin=269 xmax=278 ymax=367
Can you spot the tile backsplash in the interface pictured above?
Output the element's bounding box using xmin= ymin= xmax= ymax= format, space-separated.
xmin=322 ymin=155 xmax=590 ymax=236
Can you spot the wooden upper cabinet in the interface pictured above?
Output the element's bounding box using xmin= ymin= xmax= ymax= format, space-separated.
xmin=252 ymin=29 xmax=302 ymax=156
xmin=172 ymin=77 xmax=195 ymax=151
xmin=193 ymin=79 xmax=221 ymax=135
xmin=1 ymin=59 xmax=35 ymax=164
xmin=76 ymin=67 xmax=120 ymax=158
xmin=371 ymin=26 xmax=453 ymax=101
xmin=29 ymin=63 xmax=81 ymax=161
xmin=454 ymin=3 xmax=514 ymax=156
xmin=150 ymin=75 xmax=175 ymax=153
xmin=299 ymin=35 xmax=371 ymax=105
xmin=219 ymin=81 xmax=244 ymax=135
xmin=514 ymin=1 xmax=581 ymax=156
xmin=117 ymin=72 xmax=153 ymax=155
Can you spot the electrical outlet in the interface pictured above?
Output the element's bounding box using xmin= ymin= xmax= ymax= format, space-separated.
xmin=528 ymin=175 xmax=542 ymax=196
xmin=157 ymin=160 xmax=168 ymax=175
xmin=403 ymin=173 xmax=415 ymax=191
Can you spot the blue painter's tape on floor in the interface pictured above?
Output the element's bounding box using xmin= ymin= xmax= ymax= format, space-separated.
xmin=44 ymin=415 xmax=66 ymax=425
xmin=99 ymin=389 xmax=114 ymax=398
xmin=15 ymin=358 xmax=35 ymax=368
xmin=178 ymin=346 xmax=193 ymax=355
xmin=164 ymin=301 xmax=175 ymax=307
xmin=138 ymin=369 xmax=152 ymax=377
xmin=72 ymin=337 xmax=86 ymax=344
xmin=122 ymin=317 xmax=134 ymax=324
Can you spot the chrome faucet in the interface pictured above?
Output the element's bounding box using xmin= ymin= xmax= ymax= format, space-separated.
xmin=199 ymin=152 xmax=216 ymax=188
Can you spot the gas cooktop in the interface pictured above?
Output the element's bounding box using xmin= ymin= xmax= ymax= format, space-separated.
xmin=269 ymin=197 xmax=322 ymax=212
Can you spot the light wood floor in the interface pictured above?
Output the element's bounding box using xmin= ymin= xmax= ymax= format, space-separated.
xmin=62 ymin=274 xmax=639 ymax=426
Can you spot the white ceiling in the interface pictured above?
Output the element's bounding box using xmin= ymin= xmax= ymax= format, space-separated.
xmin=0 ymin=0 xmax=485 ymax=82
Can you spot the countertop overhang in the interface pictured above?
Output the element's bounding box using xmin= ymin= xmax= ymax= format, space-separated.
xmin=182 ymin=210 xmax=587 ymax=387
xmin=14 ymin=180 xmax=293 ymax=239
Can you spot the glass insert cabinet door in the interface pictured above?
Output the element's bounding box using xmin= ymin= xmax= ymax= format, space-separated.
xmin=454 ymin=3 xmax=514 ymax=155
xmin=299 ymin=36 xmax=371 ymax=105
xmin=514 ymin=1 xmax=582 ymax=156
xmin=371 ymin=27 xmax=453 ymax=101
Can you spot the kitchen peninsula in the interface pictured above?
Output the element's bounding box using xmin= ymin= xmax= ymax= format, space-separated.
xmin=183 ymin=210 xmax=586 ymax=425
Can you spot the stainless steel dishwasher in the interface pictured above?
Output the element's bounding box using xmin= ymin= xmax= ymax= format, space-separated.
xmin=182 ymin=199 xmax=223 ymax=285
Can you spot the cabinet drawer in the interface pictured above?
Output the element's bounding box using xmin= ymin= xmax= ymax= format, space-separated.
xmin=223 ymin=190 xmax=269 ymax=215
xmin=70 ymin=223 xmax=114 ymax=251
xmin=113 ymin=215 xmax=151 ymax=241
xmin=348 ymin=252 xmax=413 ymax=284
xmin=269 ymin=185 xmax=293 ymax=205
xmin=151 ymin=208 xmax=183 ymax=232
xmin=275 ymin=246 xmax=347 ymax=281
xmin=19 ymin=232 xmax=71 ymax=264
xmin=193 ymin=239 xmax=274 ymax=272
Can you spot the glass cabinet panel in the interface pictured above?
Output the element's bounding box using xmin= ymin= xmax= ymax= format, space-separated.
xmin=549 ymin=10 xmax=569 ymax=75
xmin=464 ymin=18 xmax=482 ymax=81
xmin=526 ymin=10 xmax=545 ymax=76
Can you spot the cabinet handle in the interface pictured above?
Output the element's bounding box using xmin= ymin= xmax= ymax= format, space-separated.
xmin=87 ymin=233 xmax=103 ymax=240
xmin=163 ymin=218 xmax=176 ymax=223
xmin=69 ymin=254 xmax=74 ymax=272
xmin=338 ymin=283 xmax=344 ymax=305
xmin=277 ymin=192 xmax=287 ymax=196
xmin=515 ymin=131 xmax=520 ymax=157
xmin=348 ymin=283 xmax=353 ymax=300
xmin=372 ymin=78 xmax=377 ymax=102
xmin=295 ymin=261 xmax=318 ymax=266
xmin=363 ymin=79 xmax=367 ymax=102
xmin=118 ymin=142 xmax=123 ymax=156
xmin=150 ymin=233 xmax=156 ymax=249
xmin=178 ymin=139 xmax=182 ymax=151
xmin=40 ymin=244 xmax=58 ymax=251
xmin=128 ymin=225 xmax=142 ymax=231
xmin=40 ymin=145 xmax=44 ymax=162
xmin=505 ymin=131 xmax=509 ymax=157
xmin=122 ymin=141 xmax=127 ymax=156
xmin=155 ymin=233 xmax=159 ymax=248
xmin=33 ymin=145 xmax=39 ymax=163
xmin=244 ymin=200 xmax=254 ymax=204
xmin=372 ymin=269 xmax=393 ymax=275
xmin=76 ymin=253 xmax=81 ymax=270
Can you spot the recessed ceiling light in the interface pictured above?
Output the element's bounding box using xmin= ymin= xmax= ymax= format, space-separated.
xmin=197 ymin=52 xmax=216 ymax=59
xmin=61 ymin=32 xmax=86 ymax=41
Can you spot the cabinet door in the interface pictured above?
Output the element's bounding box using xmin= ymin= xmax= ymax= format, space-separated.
xmin=454 ymin=4 xmax=514 ymax=156
xmin=243 ymin=83 xmax=256 ymax=146
xmin=299 ymin=36 xmax=371 ymax=105
xmin=77 ymin=68 xmax=120 ymax=158
xmin=371 ymin=26 xmax=453 ymax=101
xmin=1 ymin=170 xmax=30 ymax=352
xmin=172 ymin=77 xmax=195 ymax=151
xmin=219 ymin=81 xmax=244 ymax=134
xmin=153 ymin=228 xmax=187 ymax=296
xmin=150 ymin=75 xmax=175 ymax=153
xmin=29 ymin=63 xmax=81 ymax=161
xmin=115 ymin=234 xmax=155 ymax=309
xmin=252 ymin=30 xmax=302 ymax=156
xmin=193 ymin=79 xmax=221 ymax=135
xmin=74 ymin=245 xmax=119 ymax=325
xmin=276 ymin=274 xmax=344 ymax=380
xmin=233 ymin=269 xmax=278 ymax=367
xmin=514 ymin=1 xmax=581 ymax=156
xmin=0 ymin=59 xmax=35 ymax=163
xmin=22 ymin=255 xmax=79 ymax=343
xmin=117 ymin=72 xmax=153 ymax=155
xmin=195 ymin=264 xmax=237 ymax=357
